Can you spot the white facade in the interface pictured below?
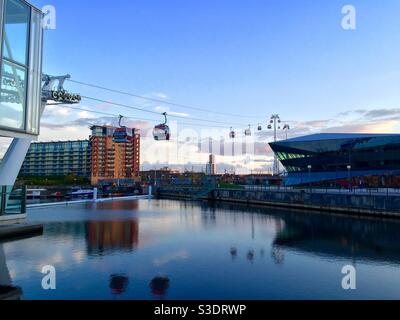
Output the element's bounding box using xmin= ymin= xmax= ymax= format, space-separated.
xmin=0 ymin=0 xmax=43 ymax=139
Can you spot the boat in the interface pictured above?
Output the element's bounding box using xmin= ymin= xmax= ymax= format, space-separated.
xmin=67 ymin=188 xmax=94 ymax=198
xmin=27 ymin=189 xmax=47 ymax=199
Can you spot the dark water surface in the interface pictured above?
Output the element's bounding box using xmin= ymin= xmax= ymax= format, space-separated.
xmin=2 ymin=199 xmax=400 ymax=300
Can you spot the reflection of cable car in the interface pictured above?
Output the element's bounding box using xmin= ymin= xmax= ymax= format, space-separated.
xmin=245 ymin=125 xmax=252 ymax=136
xmin=113 ymin=115 xmax=128 ymax=143
xmin=110 ymin=274 xmax=129 ymax=295
xmin=258 ymin=124 xmax=262 ymax=131
xmin=229 ymin=127 xmax=235 ymax=139
xmin=150 ymin=276 xmax=170 ymax=297
xmin=153 ymin=112 xmax=170 ymax=141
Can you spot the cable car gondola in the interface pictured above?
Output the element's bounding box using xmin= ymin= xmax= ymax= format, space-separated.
xmin=258 ymin=124 xmax=262 ymax=131
xmin=113 ymin=115 xmax=129 ymax=143
xmin=153 ymin=112 xmax=170 ymax=141
xmin=245 ymin=125 xmax=252 ymax=136
xmin=229 ymin=127 xmax=236 ymax=139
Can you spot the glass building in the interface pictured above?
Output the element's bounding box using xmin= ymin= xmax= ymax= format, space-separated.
xmin=269 ymin=133 xmax=400 ymax=186
xmin=0 ymin=0 xmax=43 ymax=138
xmin=20 ymin=140 xmax=92 ymax=177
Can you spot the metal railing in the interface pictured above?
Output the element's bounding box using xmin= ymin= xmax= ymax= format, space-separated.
xmin=243 ymin=185 xmax=400 ymax=197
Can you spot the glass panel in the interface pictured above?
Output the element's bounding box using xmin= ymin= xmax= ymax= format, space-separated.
xmin=0 ymin=0 xmax=4 ymax=62
xmin=2 ymin=0 xmax=30 ymax=66
xmin=26 ymin=9 xmax=43 ymax=135
xmin=0 ymin=60 xmax=26 ymax=129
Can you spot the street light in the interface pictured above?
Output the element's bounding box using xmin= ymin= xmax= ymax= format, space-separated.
xmin=347 ymin=165 xmax=352 ymax=190
xmin=268 ymin=114 xmax=281 ymax=175
xmin=283 ymin=124 xmax=290 ymax=140
xmin=307 ymin=165 xmax=312 ymax=189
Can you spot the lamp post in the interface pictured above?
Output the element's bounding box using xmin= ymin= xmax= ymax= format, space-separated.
xmin=307 ymin=165 xmax=312 ymax=189
xmin=268 ymin=114 xmax=281 ymax=175
xmin=347 ymin=165 xmax=352 ymax=191
xmin=283 ymin=124 xmax=290 ymax=140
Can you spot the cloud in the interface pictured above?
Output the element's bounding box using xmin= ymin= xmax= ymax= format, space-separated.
xmin=151 ymin=92 xmax=168 ymax=100
xmin=154 ymin=106 xmax=190 ymax=118
xmin=153 ymin=250 xmax=189 ymax=267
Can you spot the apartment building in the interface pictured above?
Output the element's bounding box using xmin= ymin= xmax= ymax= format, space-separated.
xmin=90 ymin=126 xmax=140 ymax=185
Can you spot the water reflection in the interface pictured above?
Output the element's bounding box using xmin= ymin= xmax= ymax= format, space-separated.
xmin=211 ymin=202 xmax=400 ymax=265
xmin=4 ymin=199 xmax=400 ymax=299
xmin=86 ymin=220 xmax=139 ymax=256
xmin=246 ymin=250 xmax=255 ymax=263
xmin=150 ymin=276 xmax=170 ymax=299
xmin=109 ymin=274 xmax=129 ymax=295
xmin=230 ymin=247 xmax=238 ymax=260
xmin=0 ymin=244 xmax=22 ymax=300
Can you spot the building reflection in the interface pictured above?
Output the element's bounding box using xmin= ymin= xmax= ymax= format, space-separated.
xmin=215 ymin=202 xmax=400 ymax=265
xmin=86 ymin=220 xmax=139 ymax=256
xmin=89 ymin=200 xmax=140 ymax=211
xmin=272 ymin=212 xmax=400 ymax=264
xmin=0 ymin=244 xmax=22 ymax=300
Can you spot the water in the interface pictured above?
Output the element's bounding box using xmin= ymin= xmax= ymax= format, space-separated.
xmin=2 ymin=199 xmax=400 ymax=300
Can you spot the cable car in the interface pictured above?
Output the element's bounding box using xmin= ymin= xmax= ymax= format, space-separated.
xmin=229 ymin=127 xmax=236 ymax=139
xmin=258 ymin=124 xmax=262 ymax=131
xmin=267 ymin=125 xmax=272 ymax=130
xmin=153 ymin=112 xmax=170 ymax=141
xmin=245 ymin=125 xmax=252 ymax=136
xmin=113 ymin=115 xmax=129 ymax=143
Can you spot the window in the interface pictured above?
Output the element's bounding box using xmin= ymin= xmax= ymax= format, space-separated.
xmin=0 ymin=0 xmax=43 ymax=135
xmin=2 ymin=0 xmax=30 ymax=65
xmin=0 ymin=0 xmax=29 ymax=130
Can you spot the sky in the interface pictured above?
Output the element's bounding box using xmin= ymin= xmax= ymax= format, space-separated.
xmin=2 ymin=0 xmax=400 ymax=172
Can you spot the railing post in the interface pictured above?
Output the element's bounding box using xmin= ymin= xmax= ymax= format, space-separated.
xmin=21 ymin=185 xmax=27 ymax=214
xmin=0 ymin=186 xmax=6 ymax=216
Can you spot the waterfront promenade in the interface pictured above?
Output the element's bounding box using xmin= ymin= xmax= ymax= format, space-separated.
xmin=157 ymin=186 xmax=400 ymax=218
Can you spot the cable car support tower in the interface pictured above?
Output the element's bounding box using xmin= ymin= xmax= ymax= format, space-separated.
xmin=0 ymin=74 xmax=81 ymax=188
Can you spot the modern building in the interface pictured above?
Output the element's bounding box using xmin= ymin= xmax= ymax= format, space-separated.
xmin=0 ymin=0 xmax=44 ymax=217
xmin=20 ymin=140 xmax=91 ymax=177
xmin=90 ymin=125 xmax=140 ymax=186
xmin=269 ymin=133 xmax=400 ymax=187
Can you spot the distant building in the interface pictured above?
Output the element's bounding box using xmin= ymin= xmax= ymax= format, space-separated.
xmin=269 ymin=133 xmax=400 ymax=187
xmin=205 ymin=154 xmax=217 ymax=175
xmin=20 ymin=141 xmax=91 ymax=177
xmin=90 ymin=125 xmax=140 ymax=186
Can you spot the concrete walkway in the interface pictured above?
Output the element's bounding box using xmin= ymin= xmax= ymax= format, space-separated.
xmin=0 ymin=223 xmax=43 ymax=241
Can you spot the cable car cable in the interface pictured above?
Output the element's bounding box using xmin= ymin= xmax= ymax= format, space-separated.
xmin=67 ymin=78 xmax=265 ymax=119
xmin=80 ymin=95 xmax=250 ymax=127
xmin=52 ymin=104 xmax=232 ymax=129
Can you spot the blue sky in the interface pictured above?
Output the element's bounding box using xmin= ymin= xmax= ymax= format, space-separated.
xmin=3 ymin=0 xmax=399 ymax=171
xmin=30 ymin=0 xmax=400 ymax=121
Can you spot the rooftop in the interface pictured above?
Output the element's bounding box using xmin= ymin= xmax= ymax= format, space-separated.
xmin=274 ymin=133 xmax=400 ymax=144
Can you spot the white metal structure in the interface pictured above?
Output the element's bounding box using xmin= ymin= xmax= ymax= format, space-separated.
xmin=0 ymin=0 xmax=44 ymax=190
xmin=0 ymin=74 xmax=80 ymax=188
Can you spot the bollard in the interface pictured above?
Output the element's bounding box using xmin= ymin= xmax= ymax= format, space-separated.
xmin=93 ymin=188 xmax=98 ymax=202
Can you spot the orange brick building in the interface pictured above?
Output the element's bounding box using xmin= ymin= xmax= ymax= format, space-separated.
xmin=90 ymin=125 xmax=140 ymax=185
